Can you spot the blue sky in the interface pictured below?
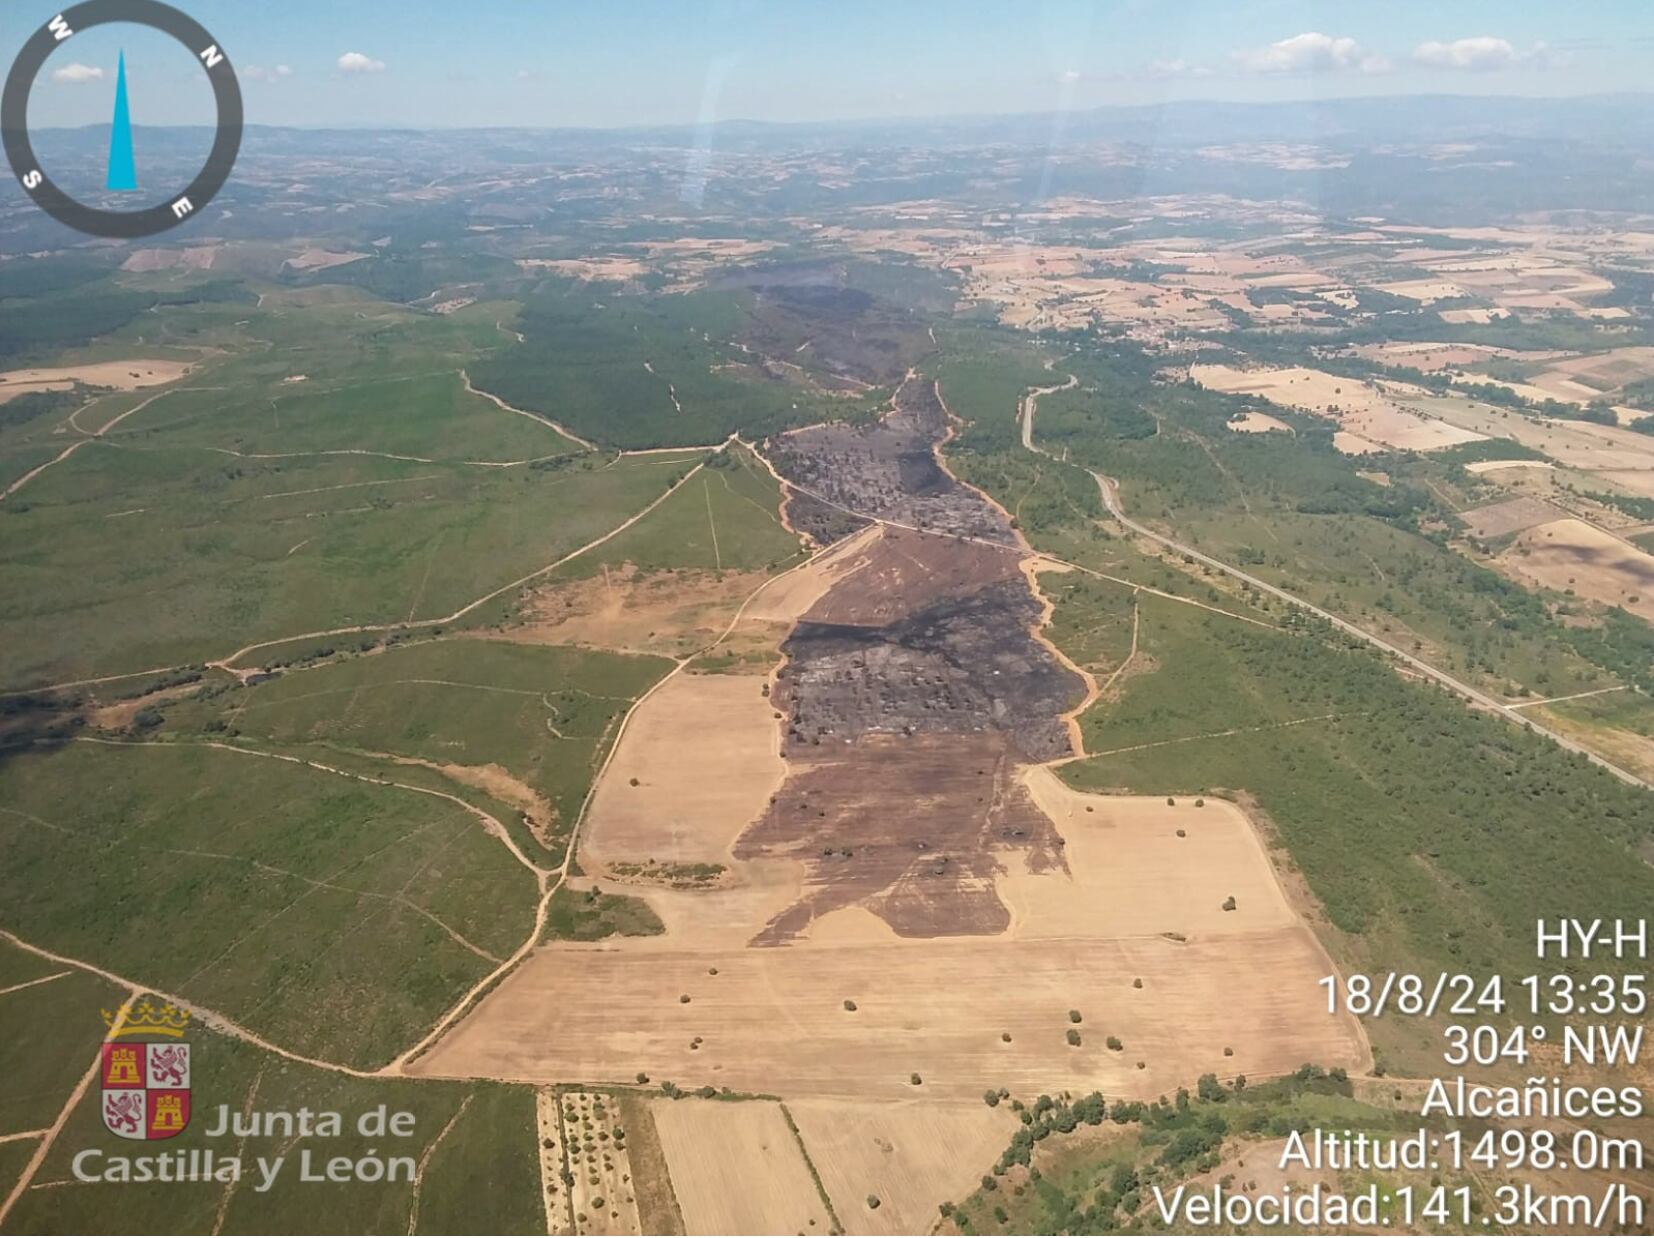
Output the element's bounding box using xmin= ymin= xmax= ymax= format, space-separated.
xmin=11 ymin=0 xmax=1654 ymax=130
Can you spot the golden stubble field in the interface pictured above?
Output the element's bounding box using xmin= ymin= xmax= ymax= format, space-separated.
xmin=578 ymin=670 xmax=785 ymax=874
xmin=1498 ymin=518 xmax=1654 ymax=623
xmin=1189 ymin=363 xmax=1486 ymax=453
xmin=415 ymin=760 xmax=1368 ymax=1225
xmin=650 ymin=1100 xmax=827 ymax=1235
xmin=788 ymin=1099 xmax=1016 ymax=1236
xmin=0 ymin=358 xmax=194 ymax=402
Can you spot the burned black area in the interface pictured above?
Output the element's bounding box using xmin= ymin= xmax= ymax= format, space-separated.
xmin=717 ymin=260 xmax=932 ymax=386
xmin=713 ymin=259 xmax=844 ymax=292
xmin=763 ymin=283 xmax=875 ymax=318
xmin=737 ymin=355 xmax=1088 ymax=942
xmin=896 ymin=449 xmax=947 ymax=495
xmin=737 ymin=732 xmax=1066 ymax=943
xmin=775 ymin=579 xmax=1079 ymax=763
xmin=767 ymin=377 xmax=1017 ymax=543
xmin=782 ymin=486 xmax=870 ymax=547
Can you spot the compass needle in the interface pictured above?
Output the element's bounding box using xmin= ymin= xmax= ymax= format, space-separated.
xmin=106 ymin=48 xmax=138 ymax=192
xmin=4 ymin=1 xmax=241 ymax=238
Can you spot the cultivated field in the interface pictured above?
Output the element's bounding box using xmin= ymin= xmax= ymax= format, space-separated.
xmin=283 ymin=248 xmax=370 ymax=272
xmin=1189 ymin=364 xmax=1485 ymax=453
xmin=651 ymin=1100 xmax=827 ymax=1236
xmin=563 ymin=1091 xmax=642 ymax=1235
xmin=410 ymin=926 xmax=1365 ymax=1103
xmin=537 ymin=1090 xmax=578 ymax=1235
xmin=1499 ymin=518 xmax=1654 ymax=622
xmin=1004 ymin=768 xmax=1301 ymax=939
xmin=1457 ymin=496 xmax=1569 ymax=540
xmin=788 ymin=1100 xmax=1015 ymax=1235
xmin=413 ymin=769 xmax=1365 ymax=1104
xmin=1226 ymin=410 xmax=1291 ymax=434
xmin=0 ymin=358 xmax=193 ymax=402
xmin=1414 ymin=393 xmax=1654 ymax=478
xmin=579 ymin=672 xmax=785 ymax=875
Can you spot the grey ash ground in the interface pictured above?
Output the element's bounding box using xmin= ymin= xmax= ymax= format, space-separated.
xmin=767 ymin=377 xmax=1020 ymax=544
xmin=739 ymin=374 xmax=1086 ymax=942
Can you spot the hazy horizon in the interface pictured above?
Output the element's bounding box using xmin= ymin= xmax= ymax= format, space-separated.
xmin=16 ymin=88 xmax=1654 ymax=137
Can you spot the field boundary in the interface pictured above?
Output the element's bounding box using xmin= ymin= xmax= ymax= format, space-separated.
xmin=779 ymin=1102 xmax=844 ymax=1234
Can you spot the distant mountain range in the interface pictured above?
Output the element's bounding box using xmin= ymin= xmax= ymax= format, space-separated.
xmin=14 ymin=92 xmax=1654 ymax=153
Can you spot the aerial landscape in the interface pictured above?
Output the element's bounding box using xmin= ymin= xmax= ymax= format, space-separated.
xmin=0 ymin=2 xmax=1651 ymax=1234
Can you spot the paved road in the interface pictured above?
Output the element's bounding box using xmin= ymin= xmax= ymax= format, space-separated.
xmin=1020 ymin=379 xmax=1650 ymax=790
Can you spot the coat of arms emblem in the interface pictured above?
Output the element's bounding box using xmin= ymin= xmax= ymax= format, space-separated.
xmin=99 ymin=999 xmax=192 ymax=1141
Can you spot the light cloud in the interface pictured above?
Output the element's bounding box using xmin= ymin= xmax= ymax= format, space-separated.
xmin=1059 ymin=58 xmax=1215 ymax=85
xmin=1412 ymin=37 xmax=1548 ymax=71
xmin=50 ymin=62 xmax=104 ymax=84
xmin=243 ymin=64 xmax=293 ymax=84
xmin=1235 ymin=32 xmax=1389 ymax=75
xmin=1147 ymin=58 xmax=1214 ymax=80
xmin=336 ymin=51 xmax=386 ymax=75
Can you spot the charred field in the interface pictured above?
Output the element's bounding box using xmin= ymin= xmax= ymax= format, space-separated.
xmin=746 ymin=373 xmax=1087 ymax=941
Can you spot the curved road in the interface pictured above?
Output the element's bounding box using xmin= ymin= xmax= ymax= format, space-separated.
xmin=1019 ymin=380 xmax=1650 ymax=790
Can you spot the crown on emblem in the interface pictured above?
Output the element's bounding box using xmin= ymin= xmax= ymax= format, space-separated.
xmin=101 ymin=999 xmax=191 ymax=1039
